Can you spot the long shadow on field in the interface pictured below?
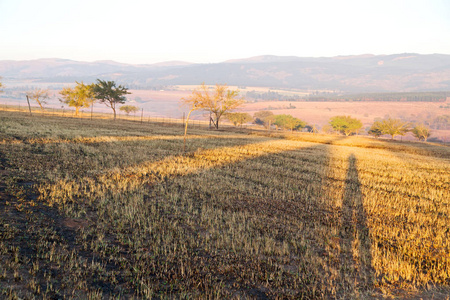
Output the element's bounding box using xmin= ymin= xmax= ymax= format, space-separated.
xmin=0 ymin=133 xmax=297 ymax=298
xmin=0 ymin=133 xmax=379 ymax=298
xmin=150 ymin=141 xmax=347 ymax=298
xmin=58 ymin=140 xmax=340 ymax=299
xmin=91 ymin=139 xmax=380 ymax=299
xmin=1 ymin=134 xmax=272 ymax=185
xmin=339 ymin=154 xmax=374 ymax=295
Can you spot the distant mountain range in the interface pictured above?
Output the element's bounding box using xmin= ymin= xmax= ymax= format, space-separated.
xmin=1 ymin=54 xmax=450 ymax=93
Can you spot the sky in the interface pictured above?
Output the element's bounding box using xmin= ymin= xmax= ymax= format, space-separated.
xmin=1 ymin=0 xmax=450 ymax=64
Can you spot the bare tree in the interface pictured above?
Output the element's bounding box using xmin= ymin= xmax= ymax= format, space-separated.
xmin=26 ymin=88 xmax=49 ymax=110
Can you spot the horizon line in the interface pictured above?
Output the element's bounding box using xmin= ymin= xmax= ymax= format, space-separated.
xmin=1 ymin=52 xmax=449 ymax=66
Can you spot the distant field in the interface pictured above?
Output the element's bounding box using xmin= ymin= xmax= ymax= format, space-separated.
xmin=242 ymin=100 xmax=450 ymax=142
xmin=174 ymin=85 xmax=311 ymax=96
xmin=2 ymin=86 xmax=450 ymax=142
xmin=0 ymin=110 xmax=449 ymax=299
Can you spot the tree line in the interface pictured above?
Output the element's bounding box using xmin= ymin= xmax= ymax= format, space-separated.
xmin=244 ymin=91 xmax=449 ymax=102
xmin=226 ymin=111 xmax=431 ymax=141
xmin=180 ymin=83 xmax=434 ymax=141
xmin=0 ymin=78 xmax=435 ymax=142
xmin=21 ymin=80 xmax=136 ymax=120
xmin=307 ymin=92 xmax=449 ymax=102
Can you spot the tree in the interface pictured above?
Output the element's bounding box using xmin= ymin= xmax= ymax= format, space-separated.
xmin=181 ymin=93 xmax=204 ymax=153
xmin=412 ymin=123 xmax=431 ymax=141
xmin=274 ymin=114 xmax=307 ymax=132
xmin=305 ymin=124 xmax=319 ymax=134
xmin=120 ymin=105 xmax=140 ymax=116
xmin=368 ymin=120 xmax=383 ymax=138
xmin=59 ymin=81 xmax=95 ymax=116
xmin=433 ymin=115 xmax=450 ymax=130
xmin=329 ymin=115 xmax=363 ymax=136
xmin=254 ymin=111 xmax=275 ymax=129
xmin=378 ymin=117 xmax=410 ymax=140
xmin=322 ymin=124 xmax=334 ymax=134
xmin=225 ymin=112 xmax=252 ymax=127
xmin=181 ymin=83 xmax=244 ymax=129
xmin=26 ymin=88 xmax=49 ymax=110
xmin=92 ymin=79 xmax=130 ymax=120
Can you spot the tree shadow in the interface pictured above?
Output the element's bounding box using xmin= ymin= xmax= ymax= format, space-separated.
xmin=149 ymin=140 xmax=367 ymax=298
xmin=1 ymin=132 xmax=381 ymax=298
xmin=339 ymin=154 xmax=374 ymax=295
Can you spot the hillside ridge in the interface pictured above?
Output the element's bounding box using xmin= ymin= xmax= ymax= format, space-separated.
xmin=1 ymin=53 xmax=450 ymax=92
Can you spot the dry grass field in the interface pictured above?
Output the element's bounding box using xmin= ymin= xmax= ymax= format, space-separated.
xmin=0 ymin=110 xmax=449 ymax=299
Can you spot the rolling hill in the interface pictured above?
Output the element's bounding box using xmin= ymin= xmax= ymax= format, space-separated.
xmin=1 ymin=53 xmax=450 ymax=92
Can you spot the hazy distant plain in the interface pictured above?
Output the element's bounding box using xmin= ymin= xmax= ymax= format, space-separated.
xmin=2 ymin=86 xmax=449 ymax=142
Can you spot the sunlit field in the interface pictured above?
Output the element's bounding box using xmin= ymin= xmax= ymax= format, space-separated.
xmin=0 ymin=110 xmax=449 ymax=299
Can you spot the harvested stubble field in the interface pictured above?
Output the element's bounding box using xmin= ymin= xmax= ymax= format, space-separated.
xmin=0 ymin=110 xmax=449 ymax=299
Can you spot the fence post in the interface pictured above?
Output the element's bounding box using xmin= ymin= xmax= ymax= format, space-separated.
xmin=26 ymin=95 xmax=32 ymax=116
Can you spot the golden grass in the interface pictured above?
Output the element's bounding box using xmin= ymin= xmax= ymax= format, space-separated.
xmin=0 ymin=110 xmax=449 ymax=299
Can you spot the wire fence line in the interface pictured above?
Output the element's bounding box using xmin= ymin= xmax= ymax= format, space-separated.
xmin=0 ymin=103 xmax=251 ymax=130
xmin=4 ymin=102 xmax=448 ymax=142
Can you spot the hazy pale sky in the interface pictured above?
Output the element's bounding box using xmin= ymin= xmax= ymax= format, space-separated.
xmin=1 ymin=0 xmax=449 ymax=64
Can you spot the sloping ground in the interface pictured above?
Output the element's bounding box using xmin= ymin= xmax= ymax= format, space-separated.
xmin=0 ymin=111 xmax=449 ymax=299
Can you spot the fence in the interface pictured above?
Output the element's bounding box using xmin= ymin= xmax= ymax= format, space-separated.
xmin=2 ymin=103 xmax=449 ymax=142
xmin=0 ymin=102 xmax=249 ymax=130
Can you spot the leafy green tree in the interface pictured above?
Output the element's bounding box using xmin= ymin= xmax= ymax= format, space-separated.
xmin=274 ymin=114 xmax=307 ymax=132
xmin=226 ymin=112 xmax=252 ymax=127
xmin=26 ymin=88 xmax=49 ymax=110
xmin=254 ymin=111 xmax=275 ymax=128
xmin=329 ymin=115 xmax=363 ymax=136
xmin=181 ymin=83 xmax=244 ymax=129
xmin=378 ymin=117 xmax=410 ymax=140
xmin=120 ymin=105 xmax=140 ymax=115
xmin=92 ymin=79 xmax=130 ymax=120
xmin=412 ymin=123 xmax=431 ymax=141
xmin=368 ymin=120 xmax=383 ymax=138
xmin=59 ymin=81 xmax=95 ymax=116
